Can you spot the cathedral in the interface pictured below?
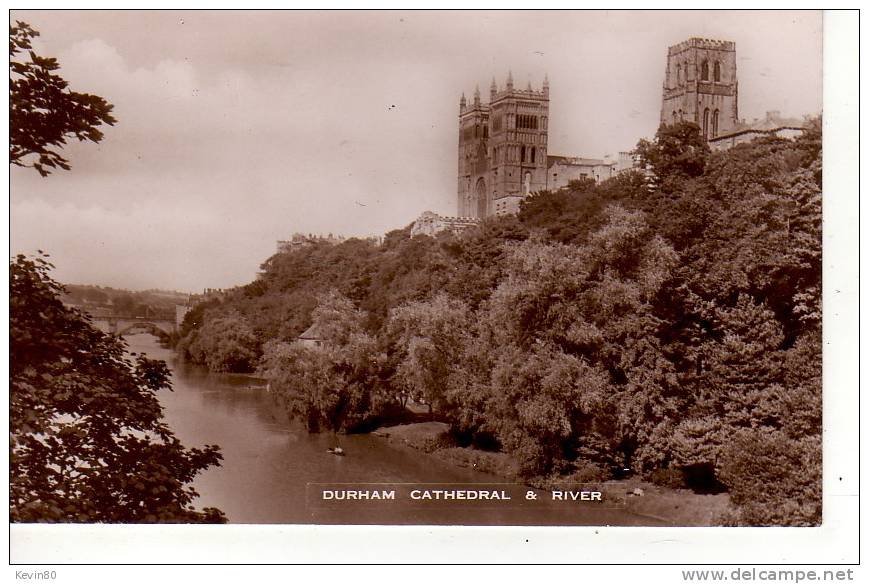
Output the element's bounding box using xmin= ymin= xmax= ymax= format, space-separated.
xmin=411 ymin=37 xmax=804 ymax=233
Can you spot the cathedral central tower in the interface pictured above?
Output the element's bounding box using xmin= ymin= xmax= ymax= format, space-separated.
xmin=458 ymin=73 xmax=549 ymax=218
xmin=661 ymin=38 xmax=739 ymax=139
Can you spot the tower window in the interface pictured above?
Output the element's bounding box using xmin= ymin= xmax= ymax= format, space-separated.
xmin=714 ymin=61 xmax=721 ymax=82
xmin=676 ymin=63 xmax=682 ymax=85
xmin=521 ymin=145 xmax=526 ymax=162
xmin=712 ymin=109 xmax=720 ymax=137
xmin=516 ymin=115 xmax=539 ymax=130
xmin=703 ymin=108 xmax=710 ymax=139
xmin=701 ymin=60 xmax=709 ymax=81
xmin=531 ymin=147 xmax=536 ymax=164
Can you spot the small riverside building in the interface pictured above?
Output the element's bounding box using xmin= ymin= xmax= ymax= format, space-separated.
xmin=298 ymin=323 xmax=326 ymax=348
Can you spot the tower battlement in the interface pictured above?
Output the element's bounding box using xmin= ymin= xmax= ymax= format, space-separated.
xmin=490 ymin=86 xmax=548 ymax=102
xmin=460 ymin=74 xmax=549 ymax=113
xmin=668 ymin=37 xmax=735 ymax=54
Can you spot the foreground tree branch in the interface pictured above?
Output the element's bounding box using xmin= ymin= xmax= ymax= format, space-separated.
xmin=10 ymin=21 xmax=116 ymax=176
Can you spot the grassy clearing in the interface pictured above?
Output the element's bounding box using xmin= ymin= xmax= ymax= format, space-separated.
xmin=373 ymin=421 xmax=731 ymax=526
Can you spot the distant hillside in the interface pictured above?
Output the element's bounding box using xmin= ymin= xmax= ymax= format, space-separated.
xmin=61 ymin=284 xmax=189 ymax=319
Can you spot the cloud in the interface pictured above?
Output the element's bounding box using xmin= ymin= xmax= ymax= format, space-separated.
xmin=10 ymin=11 xmax=822 ymax=291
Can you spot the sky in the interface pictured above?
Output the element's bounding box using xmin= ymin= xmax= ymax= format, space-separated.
xmin=10 ymin=10 xmax=823 ymax=292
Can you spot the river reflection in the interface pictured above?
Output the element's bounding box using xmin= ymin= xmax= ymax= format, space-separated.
xmin=126 ymin=334 xmax=661 ymax=526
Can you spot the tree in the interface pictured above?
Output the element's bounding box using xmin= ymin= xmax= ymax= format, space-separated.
xmin=717 ymin=429 xmax=821 ymax=526
xmin=387 ymin=293 xmax=473 ymax=413
xmin=10 ymin=21 xmax=116 ymax=176
xmin=634 ymin=122 xmax=709 ymax=190
xmin=10 ymin=255 xmax=225 ymax=523
xmin=178 ymin=310 xmax=261 ymax=373
xmin=484 ymin=343 xmax=611 ymax=477
xmin=259 ymin=291 xmax=387 ymax=433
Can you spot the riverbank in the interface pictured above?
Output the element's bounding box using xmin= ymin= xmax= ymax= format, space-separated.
xmin=372 ymin=421 xmax=731 ymax=526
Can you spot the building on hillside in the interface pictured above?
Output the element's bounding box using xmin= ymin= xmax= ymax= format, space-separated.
xmin=708 ymin=110 xmax=808 ymax=151
xmin=615 ymin=151 xmax=641 ymax=174
xmin=661 ymin=37 xmax=739 ymax=141
xmin=546 ymin=156 xmax=616 ymax=190
xmin=277 ymin=232 xmax=383 ymax=252
xmin=410 ymin=211 xmax=479 ymax=237
xmin=277 ymin=232 xmax=345 ymax=253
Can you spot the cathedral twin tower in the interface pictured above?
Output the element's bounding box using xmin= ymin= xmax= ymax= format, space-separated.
xmin=458 ymin=38 xmax=739 ymax=220
xmin=457 ymin=72 xmax=550 ymax=219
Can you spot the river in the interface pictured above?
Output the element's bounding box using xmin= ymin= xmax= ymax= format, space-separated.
xmin=127 ymin=333 xmax=664 ymax=526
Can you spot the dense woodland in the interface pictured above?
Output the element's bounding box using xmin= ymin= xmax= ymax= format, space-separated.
xmin=177 ymin=122 xmax=822 ymax=526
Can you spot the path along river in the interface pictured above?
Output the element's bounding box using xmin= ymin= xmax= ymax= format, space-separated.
xmin=127 ymin=333 xmax=664 ymax=526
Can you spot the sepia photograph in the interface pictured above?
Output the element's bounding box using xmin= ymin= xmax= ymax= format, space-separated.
xmin=7 ymin=7 xmax=859 ymax=568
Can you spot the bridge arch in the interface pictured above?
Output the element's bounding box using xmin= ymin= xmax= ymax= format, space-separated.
xmin=88 ymin=313 xmax=179 ymax=339
xmin=116 ymin=321 xmax=173 ymax=339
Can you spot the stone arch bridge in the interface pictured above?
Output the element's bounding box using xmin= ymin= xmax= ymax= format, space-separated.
xmin=89 ymin=314 xmax=177 ymax=338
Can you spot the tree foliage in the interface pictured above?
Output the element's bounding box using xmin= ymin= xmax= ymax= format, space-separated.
xmin=10 ymin=255 xmax=225 ymax=523
xmin=10 ymin=21 xmax=116 ymax=176
xmin=387 ymin=293 xmax=473 ymax=413
xmin=177 ymin=310 xmax=260 ymax=373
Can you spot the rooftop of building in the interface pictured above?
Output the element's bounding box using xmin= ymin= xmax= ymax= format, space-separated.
xmin=547 ymin=154 xmax=614 ymax=168
xmin=416 ymin=210 xmax=479 ymax=223
xmin=711 ymin=111 xmax=809 ymax=141
xmin=299 ymin=322 xmax=325 ymax=341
